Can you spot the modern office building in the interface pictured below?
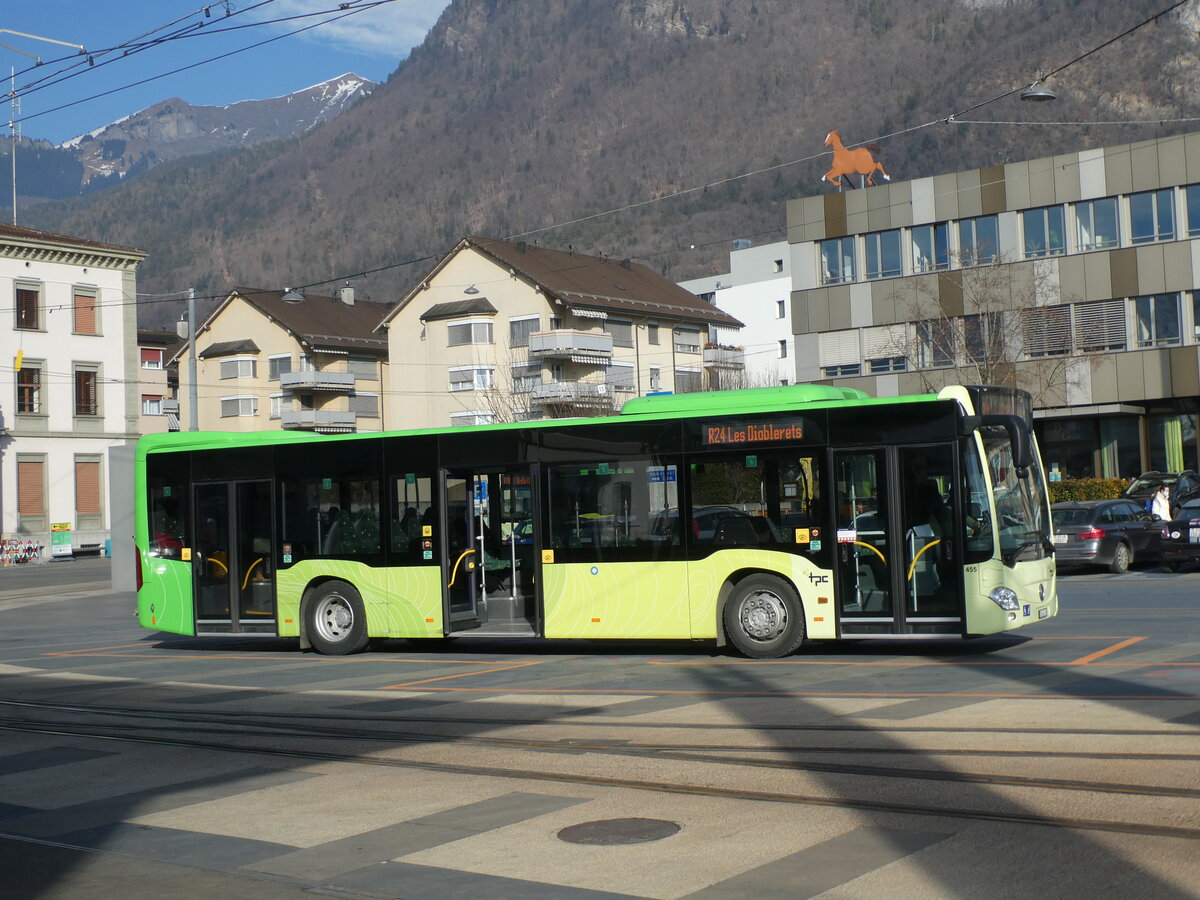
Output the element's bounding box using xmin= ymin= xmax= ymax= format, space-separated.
xmin=785 ymin=130 xmax=1200 ymax=480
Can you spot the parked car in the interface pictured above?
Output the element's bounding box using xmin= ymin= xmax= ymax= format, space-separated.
xmin=1051 ymin=499 xmax=1162 ymax=573
xmin=650 ymin=506 xmax=781 ymax=544
xmin=1158 ymin=498 xmax=1200 ymax=571
xmin=1123 ymin=470 xmax=1200 ymax=517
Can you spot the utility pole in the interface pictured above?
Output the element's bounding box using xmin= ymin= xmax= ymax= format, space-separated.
xmin=0 ymin=30 xmax=86 ymax=224
xmin=188 ymin=288 xmax=198 ymax=431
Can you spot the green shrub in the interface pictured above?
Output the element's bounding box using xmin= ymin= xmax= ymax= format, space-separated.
xmin=1048 ymin=478 xmax=1127 ymax=503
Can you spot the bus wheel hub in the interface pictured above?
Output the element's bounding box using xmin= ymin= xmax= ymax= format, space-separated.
xmin=740 ymin=592 xmax=786 ymax=640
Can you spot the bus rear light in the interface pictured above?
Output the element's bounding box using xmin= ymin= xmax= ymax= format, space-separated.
xmin=135 ymin=549 xmax=143 ymax=592
xmin=1077 ymin=528 xmax=1104 ymax=541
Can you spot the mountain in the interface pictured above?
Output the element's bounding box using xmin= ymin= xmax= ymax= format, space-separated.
xmin=4 ymin=74 xmax=373 ymax=204
xmin=21 ymin=0 xmax=1200 ymax=329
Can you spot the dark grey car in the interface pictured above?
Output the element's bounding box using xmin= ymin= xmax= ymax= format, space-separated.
xmin=1051 ymin=499 xmax=1162 ymax=573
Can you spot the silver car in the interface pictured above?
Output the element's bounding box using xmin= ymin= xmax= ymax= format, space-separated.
xmin=1051 ymin=499 xmax=1162 ymax=573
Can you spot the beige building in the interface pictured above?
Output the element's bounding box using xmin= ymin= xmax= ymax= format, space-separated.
xmin=787 ymin=130 xmax=1200 ymax=480
xmin=136 ymin=329 xmax=181 ymax=434
xmin=378 ymin=236 xmax=743 ymax=428
xmin=174 ymin=287 xmax=389 ymax=433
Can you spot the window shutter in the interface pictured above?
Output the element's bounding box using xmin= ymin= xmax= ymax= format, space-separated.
xmin=1023 ymin=305 xmax=1071 ymax=357
xmin=75 ymin=460 xmax=101 ymax=516
xmin=862 ymin=325 xmax=906 ymax=360
xmin=18 ymin=460 xmax=45 ymax=516
xmin=73 ymin=292 xmax=97 ymax=334
xmin=818 ymin=330 xmax=861 ymax=367
xmin=1074 ymin=299 xmax=1126 ymax=352
xmin=140 ymin=348 xmax=161 ymax=365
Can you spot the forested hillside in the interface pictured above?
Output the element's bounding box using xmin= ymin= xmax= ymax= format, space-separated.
xmin=23 ymin=0 xmax=1200 ymax=327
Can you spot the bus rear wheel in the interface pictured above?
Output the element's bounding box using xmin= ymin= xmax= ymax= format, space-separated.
xmin=306 ymin=581 xmax=369 ymax=655
xmin=723 ymin=574 xmax=805 ymax=659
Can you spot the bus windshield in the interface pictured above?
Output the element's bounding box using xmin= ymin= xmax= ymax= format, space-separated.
xmin=979 ymin=424 xmax=1051 ymax=566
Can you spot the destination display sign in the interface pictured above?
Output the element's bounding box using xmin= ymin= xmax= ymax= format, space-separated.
xmin=703 ymin=420 xmax=804 ymax=446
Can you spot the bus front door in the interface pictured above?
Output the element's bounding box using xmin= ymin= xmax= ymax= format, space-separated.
xmin=192 ymin=479 xmax=276 ymax=634
xmin=833 ymin=447 xmax=963 ymax=636
xmin=440 ymin=467 xmax=538 ymax=636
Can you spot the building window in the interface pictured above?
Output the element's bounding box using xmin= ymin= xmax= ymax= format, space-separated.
xmin=15 ymin=285 xmax=40 ymax=330
xmin=1130 ymin=189 xmax=1175 ymax=244
xmin=864 ymin=229 xmax=902 ymax=279
xmin=863 ymin=324 xmax=907 ymax=372
xmin=268 ymin=355 xmax=292 ymax=381
xmin=773 ymin=258 xmax=784 ymax=273
xmin=915 ymin=320 xmax=954 ymax=369
xmin=649 ymin=366 xmax=661 ymax=391
xmin=604 ymin=319 xmax=634 ymax=348
xmin=1187 ymin=185 xmax=1200 ymax=238
xmin=605 ymin=362 xmax=635 ymax=392
xmin=818 ymin=330 xmax=862 ymax=377
xmin=220 ymin=396 xmax=257 ymax=417
xmin=1023 ymin=305 xmax=1072 ymax=358
xmin=1074 ymin=197 xmax=1119 ymax=252
xmin=963 ymin=313 xmax=1004 ymax=366
xmin=1074 ymin=298 xmax=1127 ymax=352
xmin=868 ymin=357 xmax=906 ymax=373
xmin=1193 ymin=292 xmax=1200 ymax=341
xmin=674 ymin=369 xmax=702 ymax=393
xmin=819 ymin=237 xmax=855 ymax=284
xmin=958 ymin=215 xmax=1000 ymax=266
xmin=449 ymin=366 xmax=494 ymax=391
xmin=219 ymin=357 xmax=256 ymax=379
xmin=73 ymin=290 xmax=98 ymax=335
xmin=142 ymin=395 xmax=163 ymax=415
xmin=1135 ymin=293 xmax=1182 ymax=348
xmin=674 ymin=328 xmax=701 ymax=353
xmin=1023 ymin=205 xmax=1065 ymax=258
xmin=270 ymin=394 xmax=286 ymax=419
xmin=509 ymin=316 xmax=539 ymax=348
xmin=647 ymin=323 xmax=660 ymax=345
xmin=450 ymin=411 xmax=494 ymax=427
xmin=511 ymin=363 xmax=541 ymax=393
xmin=17 ymin=455 xmax=47 ymax=524
xmin=140 ymin=348 xmax=164 ymax=370
xmin=16 ymin=365 xmax=41 ymax=414
xmin=776 ymin=300 xmax=786 ymax=319
xmin=778 ymin=340 xmax=788 ymax=359
xmin=349 ymin=392 xmax=379 ymax=417
xmin=447 ymin=320 xmax=493 ymax=346
xmin=75 ymin=456 xmax=102 ymax=526
xmin=910 ymin=223 xmax=949 ymax=273
xmin=347 ymin=356 xmax=376 ymax=378
xmin=74 ymin=367 xmax=99 ymax=416
xmin=822 ymin=363 xmax=860 ymax=377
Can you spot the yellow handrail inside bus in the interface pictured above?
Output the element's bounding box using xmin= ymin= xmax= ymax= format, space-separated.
xmin=853 ymin=541 xmax=886 ymax=565
xmin=907 ymin=539 xmax=942 ymax=581
xmin=447 ymin=548 xmax=475 ymax=588
xmin=208 ymin=556 xmax=228 ymax=576
xmin=241 ymin=557 xmax=263 ymax=590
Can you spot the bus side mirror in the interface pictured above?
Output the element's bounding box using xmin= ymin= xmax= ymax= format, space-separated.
xmin=964 ymin=414 xmax=1033 ymax=476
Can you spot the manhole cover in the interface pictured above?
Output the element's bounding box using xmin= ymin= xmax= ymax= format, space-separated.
xmin=557 ymin=817 xmax=681 ymax=845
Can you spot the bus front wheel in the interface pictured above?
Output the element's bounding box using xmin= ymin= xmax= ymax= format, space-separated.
xmin=723 ymin=574 xmax=805 ymax=659
xmin=306 ymin=581 xmax=369 ymax=655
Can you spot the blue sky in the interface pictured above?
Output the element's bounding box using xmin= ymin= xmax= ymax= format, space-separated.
xmin=0 ymin=0 xmax=451 ymax=145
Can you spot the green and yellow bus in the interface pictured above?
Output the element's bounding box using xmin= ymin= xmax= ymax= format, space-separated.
xmin=135 ymin=383 xmax=1057 ymax=658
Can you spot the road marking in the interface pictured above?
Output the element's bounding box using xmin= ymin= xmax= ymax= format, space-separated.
xmin=381 ymin=660 xmax=547 ymax=689
xmin=1069 ymin=636 xmax=1147 ymax=665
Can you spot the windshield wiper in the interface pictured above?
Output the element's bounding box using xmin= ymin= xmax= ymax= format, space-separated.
xmin=1002 ymin=537 xmax=1052 ymax=568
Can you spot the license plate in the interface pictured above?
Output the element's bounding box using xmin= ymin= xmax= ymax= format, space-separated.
xmin=1052 ymin=534 xmax=1067 ymax=544
xmin=1190 ymin=527 xmax=1200 ymax=544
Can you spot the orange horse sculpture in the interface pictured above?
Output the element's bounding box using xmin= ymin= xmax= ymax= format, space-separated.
xmin=821 ymin=130 xmax=891 ymax=188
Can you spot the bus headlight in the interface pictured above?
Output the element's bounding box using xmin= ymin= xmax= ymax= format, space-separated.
xmin=989 ymin=586 xmax=1020 ymax=611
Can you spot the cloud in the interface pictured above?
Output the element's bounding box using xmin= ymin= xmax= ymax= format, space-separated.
xmin=252 ymin=0 xmax=452 ymax=58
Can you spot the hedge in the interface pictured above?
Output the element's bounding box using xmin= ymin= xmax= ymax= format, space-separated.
xmin=1048 ymin=478 xmax=1127 ymax=503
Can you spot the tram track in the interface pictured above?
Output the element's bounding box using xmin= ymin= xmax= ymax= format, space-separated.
xmin=1 ymin=697 xmax=1198 ymax=837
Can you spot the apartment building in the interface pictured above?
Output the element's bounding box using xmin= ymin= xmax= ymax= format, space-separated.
xmin=787 ymin=131 xmax=1200 ymax=480
xmin=378 ymin=236 xmax=743 ymax=429
xmin=173 ymin=287 xmax=388 ymax=433
xmin=0 ymin=223 xmax=145 ymax=555
xmin=136 ymin=328 xmax=181 ymax=434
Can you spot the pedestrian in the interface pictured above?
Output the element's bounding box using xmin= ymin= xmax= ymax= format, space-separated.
xmin=1152 ymin=484 xmax=1171 ymax=521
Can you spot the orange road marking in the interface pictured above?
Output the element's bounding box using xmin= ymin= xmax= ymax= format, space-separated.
xmin=380 ymin=659 xmax=546 ymax=689
xmin=48 ymin=643 xmax=146 ymax=655
xmin=1069 ymin=636 xmax=1147 ymax=665
xmin=376 ymin=685 xmax=1198 ymax=700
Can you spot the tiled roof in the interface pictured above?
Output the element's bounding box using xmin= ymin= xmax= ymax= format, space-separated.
xmin=0 ymin=222 xmax=145 ymax=256
xmin=199 ymin=339 xmax=260 ymax=359
xmin=420 ymin=298 xmax=498 ymax=321
xmin=467 ymin=237 xmax=742 ymax=327
xmin=233 ymin=288 xmax=390 ymax=353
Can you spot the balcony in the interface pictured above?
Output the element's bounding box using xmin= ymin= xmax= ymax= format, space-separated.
xmin=528 ymin=329 xmax=613 ymax=363
xmin=161 ymin=399 xmax=180 ymax=414
xmin=281 ymin=410 xmax=357 ymax=433
xmin=703 ymin=344 xmax=745 ymax=369
xmin=530 ymin=381 xmax=611 ymax=409
xmin=279 ymin=370 xmax=355 ymax=392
